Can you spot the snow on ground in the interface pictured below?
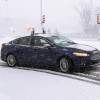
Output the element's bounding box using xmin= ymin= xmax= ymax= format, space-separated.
xmin=0 ymin=36 xmax=100 ymax=100
xmin=0 ymin=67 xmax=100 ymax=100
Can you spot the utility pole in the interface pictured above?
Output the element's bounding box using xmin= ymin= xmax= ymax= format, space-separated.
xmin=5 ymin=0 xmax=10 ymax=33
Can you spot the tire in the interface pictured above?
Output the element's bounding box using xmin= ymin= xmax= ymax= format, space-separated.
xmin=59 ymin=57 xmax=71 ymax=73
xmin=6 ymin=54 xmax=17 ymax=67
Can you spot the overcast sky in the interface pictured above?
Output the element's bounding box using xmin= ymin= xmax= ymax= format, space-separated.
xmin=0 ymin=0 xmax=100 ymax=34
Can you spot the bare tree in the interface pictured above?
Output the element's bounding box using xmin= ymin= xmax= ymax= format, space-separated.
xmin=75 ymin=0 xmax=93 ymax=35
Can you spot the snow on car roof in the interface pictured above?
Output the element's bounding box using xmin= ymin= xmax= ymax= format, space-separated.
xmin=34 ymin=33 xmax=58 ymax=37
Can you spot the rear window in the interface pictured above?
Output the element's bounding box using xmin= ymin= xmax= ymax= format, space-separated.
xmin=11 ymin=38 xmax=21 ymax=44
xmin=12 ymin=39 xmax=20 ymax=44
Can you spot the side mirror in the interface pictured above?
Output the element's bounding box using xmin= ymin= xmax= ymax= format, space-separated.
xmin=43 ymin=44 xmax=51 ymax=48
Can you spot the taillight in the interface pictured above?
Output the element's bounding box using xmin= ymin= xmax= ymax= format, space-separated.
xmin=1 ymin=44 xmax=5 ymax=49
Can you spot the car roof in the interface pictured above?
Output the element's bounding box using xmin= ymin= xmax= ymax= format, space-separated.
xmin=13 ymin=33 xmax=59 ymax=40
xmin=33 ymin=33 xmax=58 ymax=38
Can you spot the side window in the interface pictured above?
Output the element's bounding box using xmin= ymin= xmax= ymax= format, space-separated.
xmin=19 ymin=37 xmax=31 ymax=45
xmin=34 ymin=37 xmax=49 ymax=46
xmin=40 ymin=39 xmax=48 ymax=45
xmin=12 ymin=38 xmax=21 ymax=44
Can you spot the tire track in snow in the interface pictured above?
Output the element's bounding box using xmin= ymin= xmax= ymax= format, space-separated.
xmin=1 ymin=61 xmax=100 ymax=86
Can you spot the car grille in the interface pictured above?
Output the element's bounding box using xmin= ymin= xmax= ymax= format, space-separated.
xmin=91 ymin=52 xmax=100 ymax=60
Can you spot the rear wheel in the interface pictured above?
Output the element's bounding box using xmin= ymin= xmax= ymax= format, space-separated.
xmin=59 ymin=57 xmax=71 ymax=73
xmin=7 ymin=54 xmax=17 ymax=67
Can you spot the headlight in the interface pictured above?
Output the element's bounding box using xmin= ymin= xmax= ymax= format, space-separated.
xmin=73 ymin=52 xmax=89 ymax=56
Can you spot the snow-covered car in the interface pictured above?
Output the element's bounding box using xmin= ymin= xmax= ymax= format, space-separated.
xmin=1 ymin=34 xmax=100 ymax=72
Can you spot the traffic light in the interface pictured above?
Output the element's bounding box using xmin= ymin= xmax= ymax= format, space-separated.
xmin=41 ymin=15 xmax=45 ymax=23
xmin=97 ymin=14 xmax=100 ymax=24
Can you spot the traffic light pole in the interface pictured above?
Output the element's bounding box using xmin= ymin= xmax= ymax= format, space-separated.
xmin=97 ymin=14 xmax=100 ymax=40
xmin=98 ymin=24 xmax=100 ymax=40
xmin=40 ymin=0 xmax=43 ymax=33
xmin=40 ymin=0 xmax=46 ymax=34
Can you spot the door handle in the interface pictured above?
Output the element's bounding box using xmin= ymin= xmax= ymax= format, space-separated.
xmin=34 ymin=47 xmax=38 ymax=52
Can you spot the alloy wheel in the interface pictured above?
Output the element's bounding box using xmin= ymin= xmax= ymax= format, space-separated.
xmin=7 ymin=55 xmax=17 ymax=67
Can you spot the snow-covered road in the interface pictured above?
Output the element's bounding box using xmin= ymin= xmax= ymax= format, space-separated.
xmin=0 ymin=65 xmax=100 ymax=100
xmin=0 ymin=37 xmax=100 ymax=100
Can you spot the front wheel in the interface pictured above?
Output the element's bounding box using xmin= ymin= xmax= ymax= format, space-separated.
xmin=59 ymin=58 xmax=71 ymax=73
xmin=6 ymin=54 xmax=17 ymax=67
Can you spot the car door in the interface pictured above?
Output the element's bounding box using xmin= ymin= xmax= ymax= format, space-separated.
xmin=14 ymin=36 xmax=37 ymax=65
xmin=31 ymin=36 xmax=54 ymax=66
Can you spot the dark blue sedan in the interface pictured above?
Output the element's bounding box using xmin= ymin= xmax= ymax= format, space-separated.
xmin=1 ymin=35 xmax=100 ymax=72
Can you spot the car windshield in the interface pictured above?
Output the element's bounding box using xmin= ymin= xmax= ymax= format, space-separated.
xmin=48 ymin=36 xmax=75 ymax=47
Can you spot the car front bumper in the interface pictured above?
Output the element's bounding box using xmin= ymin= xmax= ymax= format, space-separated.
xmin=74 ymin=59 xmax=100 ymax=68
xmin=72 ymin=51 xmax=100 ymax=68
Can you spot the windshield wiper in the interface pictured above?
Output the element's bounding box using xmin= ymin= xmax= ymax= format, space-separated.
xmin=68 ymin=42 xmax=75 ymax=44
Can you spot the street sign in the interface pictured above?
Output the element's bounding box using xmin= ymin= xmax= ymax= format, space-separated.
xmin=25 ymin=27 xmax=33 ymax=31
xmin=97 ymin=14 xmax=100 ymax=24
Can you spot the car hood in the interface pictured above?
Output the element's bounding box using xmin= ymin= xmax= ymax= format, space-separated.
xmin=66 ymin=43 xmax=96 ymax=51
